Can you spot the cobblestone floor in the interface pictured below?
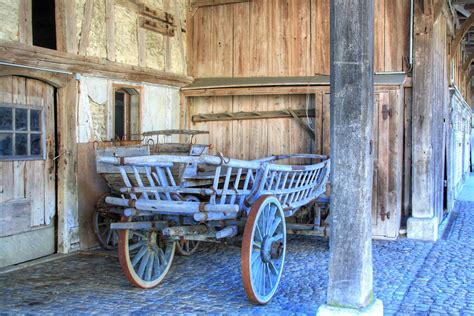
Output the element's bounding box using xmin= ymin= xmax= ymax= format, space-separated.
xmin=0 ymin=201 xmax=473 ymax=315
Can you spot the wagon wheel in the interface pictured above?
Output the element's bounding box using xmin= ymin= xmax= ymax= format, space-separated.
xmin=93 ymin=194 xmax=120 ymax=250
xmin=118 ymin=216 xmax=176 ymax=288
xmin=241 ymin=195 xmax=286 ymax=304
xmin=176 ymin=195 xmax=201 ymax=256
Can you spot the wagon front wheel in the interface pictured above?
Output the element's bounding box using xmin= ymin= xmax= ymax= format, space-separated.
xmin=118 ymin=217 xmax=175 ymax=288
xmin=241 ymin=195 xmax=286 ymax=304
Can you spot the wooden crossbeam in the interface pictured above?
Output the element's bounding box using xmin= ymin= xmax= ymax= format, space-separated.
xmin=192 ymin=109 xmax=316 ymax=122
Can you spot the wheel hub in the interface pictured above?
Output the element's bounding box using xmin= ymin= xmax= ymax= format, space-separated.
xmin=261 ymin=237 xmax=283 ymax=262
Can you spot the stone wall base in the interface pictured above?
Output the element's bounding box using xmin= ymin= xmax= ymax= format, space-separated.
xmin=407 ymin=216 xmax=439 ymax=241
xmin=316 ymin=299 xmax=383 ymax=316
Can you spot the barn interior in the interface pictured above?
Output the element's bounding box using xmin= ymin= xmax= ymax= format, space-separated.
xmin=0 ymin=0 xmax=473 ymax=314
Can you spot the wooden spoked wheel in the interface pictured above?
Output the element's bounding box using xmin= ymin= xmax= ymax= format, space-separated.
xmin=93 ymin=194 xmax=120 ymax=250
xmin=176 ymin=195 xmax=201 ymax=256
xmin=176 ymin=239 xmax=200 ymax=256
xmin=118 ymin=217 xmax=175 ymax=288
xmin=241 ymin=195 xmax=286 ymax=304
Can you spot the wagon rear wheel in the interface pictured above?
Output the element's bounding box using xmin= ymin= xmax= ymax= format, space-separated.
xmin=93 ymin=194 xmax=120 ymax=250
xmin=176 ymin=239 xmax=200 ymax=256
xmin=118 ymin=217 xmax=175 ymax=288
xmin=241 ymin=195 xmax=286 ymax=304
xmin=176 ymin=195 xmax=201 ymax=256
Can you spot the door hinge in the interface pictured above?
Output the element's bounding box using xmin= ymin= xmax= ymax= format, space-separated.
xmin=382 ymin=104 xmax=392 ymax=120
xmin=380 ymin=206 xmax=390 ymax=221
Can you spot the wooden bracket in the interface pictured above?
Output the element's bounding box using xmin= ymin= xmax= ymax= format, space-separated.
xmin=139 ymin=3 xmax=175 ymax=25
xmin=140 ymin=17 xmax=175 ymax=37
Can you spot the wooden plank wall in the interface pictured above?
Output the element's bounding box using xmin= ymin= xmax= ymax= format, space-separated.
xmin=191 ymin=0 xmax=410 ymax=78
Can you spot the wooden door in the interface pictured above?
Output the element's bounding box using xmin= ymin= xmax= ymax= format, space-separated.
xmin=0 ymin=76 xmax=56 ymax=268
xmin=372 ymin=90 xmax=404 ymax=239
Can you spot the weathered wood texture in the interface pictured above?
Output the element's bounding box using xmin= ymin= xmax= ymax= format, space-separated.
xmin=0 ymin=40 xmax=191 ymax=87
xmin=327 ymin=0 xmax=374 ymax=308
xmin=190 ymin=0 xmax=409 ymax=77
xmin=409 ymin=5 xmax=450 ymax=240
xmin=0 ymin=76 xmax=56 ymax=238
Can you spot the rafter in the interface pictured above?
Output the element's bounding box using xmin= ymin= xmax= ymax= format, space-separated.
xmin=450 ymin=13 xmax=474 ymax=56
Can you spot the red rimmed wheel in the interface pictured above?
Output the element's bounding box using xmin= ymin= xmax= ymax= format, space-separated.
xmin=241 ymin=195 xmax=286 ymax=304
xmin=118 ymin=217 xmax=175 ymax=288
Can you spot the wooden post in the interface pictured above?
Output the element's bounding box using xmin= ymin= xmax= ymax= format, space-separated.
xmin=318 ymin=0 xmax=382 ymax=314
xmin=57 ymin=78 xmax=80 ymax=253
xmin=407 ymin=0 xmax=439 ymax=241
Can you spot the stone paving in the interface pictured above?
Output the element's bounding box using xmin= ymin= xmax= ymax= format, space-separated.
xmin=0 ymin=201 xmax=473 ymax=314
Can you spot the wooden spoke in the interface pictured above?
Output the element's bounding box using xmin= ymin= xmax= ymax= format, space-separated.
xmin=176 ymin=239 xmax=200 ymax=256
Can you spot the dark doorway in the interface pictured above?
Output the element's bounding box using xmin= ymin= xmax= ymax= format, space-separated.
xmin=32 ymin=0 xmax=57 ymax=50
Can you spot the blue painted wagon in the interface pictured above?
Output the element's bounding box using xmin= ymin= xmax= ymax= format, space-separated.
xmin=96 ymin=152 xmax=330 ymax=304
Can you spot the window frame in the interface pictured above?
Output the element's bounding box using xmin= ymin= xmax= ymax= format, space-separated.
xmin=0 ymin=103 xmax=46 ymax=161
xmin=111 ymin=85 xmax=142 ymax=141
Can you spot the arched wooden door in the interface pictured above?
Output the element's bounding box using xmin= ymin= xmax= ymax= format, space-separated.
xmin=0 ymin=76 xmax=56 ymax=268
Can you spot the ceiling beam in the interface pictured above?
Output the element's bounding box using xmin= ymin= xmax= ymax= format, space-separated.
xmin=450 ymin=13 xmax=474 ymax=56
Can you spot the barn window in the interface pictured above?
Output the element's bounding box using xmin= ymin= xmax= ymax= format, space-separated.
xmin=113 ymin=88 xmax=140 ymax=140
xmin=0 ymin=104 xmax=44 ymax=159
xmin=32 ymin=0 xmax=57 ymax=49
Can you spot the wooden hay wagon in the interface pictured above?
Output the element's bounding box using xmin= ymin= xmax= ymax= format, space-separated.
xmin=96 ymin=151 xmax=330 ymax=304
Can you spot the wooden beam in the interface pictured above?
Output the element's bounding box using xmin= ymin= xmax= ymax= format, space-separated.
xmin=433 ymin=0 xmax=446 ymax=22
xmin=174 ymin=1 xmax=186 ymax=74
xmin=78 ymin=0 xmax=94 ymax=55
xmin=462 ymin=52 xmax=474 ymax=71
xmin=19 ymin=0 xmax=32 ymax=45
xmin=191 ymin=0 xmax=251 ymax=8
xmin=55 ymin=0 xmax=78 ymax=53
xmin=105 ymin=0 xmax=116 ymax=61
xmin=192 ymin=108 xmax=316 ymax=122
xmin=0 ymin=40 xmax=192 ymax=87
xmin=450 ymin=13 xmax=474 ymax=56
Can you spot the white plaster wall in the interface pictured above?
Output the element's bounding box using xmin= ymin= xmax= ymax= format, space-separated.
xmin=76 ymin=75 xmax=181 ymax=143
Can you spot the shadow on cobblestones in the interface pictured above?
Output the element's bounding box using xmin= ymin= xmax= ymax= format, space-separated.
xmin=0 ymin=201 xmax=473 ymax=314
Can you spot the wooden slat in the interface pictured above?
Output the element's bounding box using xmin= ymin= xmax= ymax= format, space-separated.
xmin=78 ymin=0 xmax=94 ymax=55
xmin=173 ymin=1 xmax=186 ymax=74
xmin=12 ymin=77 xmax=26 ymax=201
xmin=232 ymin=2 xmax=250 ymax=77
xmin=322 ymin=93 xmax=330 ymax=156
xmin=106 ymin=0 xmax=116 ymax=61
xmin=26 ymin=78 xmax=45 ymax=227
xmin=43 ymin=84 xmax=55 ymax=225
xmin=311 ymin=0 xmax=330 ymax=75
xmin=230 ymin=96 xmax=251 ymax=159
xmin=289 ymin=0 xmax=311 ymax=76
xmin=374 ymin=0 xmax=385 ymax=71
xmin=0 ymin=76 xmax=13 ymax=204
xmin=384 ymin=0 xmax=409 ymax=72
xmin=314 ymin=92 xmax=323 ymax=154
xmin=19 ymin=0 xmax=32 ymax=45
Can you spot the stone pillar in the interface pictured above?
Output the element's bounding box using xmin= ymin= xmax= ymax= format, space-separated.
xmin=407 ymin=1 xmax=438 ymax=241
xmin=317 ymin=0 xmax=382 ymax=315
